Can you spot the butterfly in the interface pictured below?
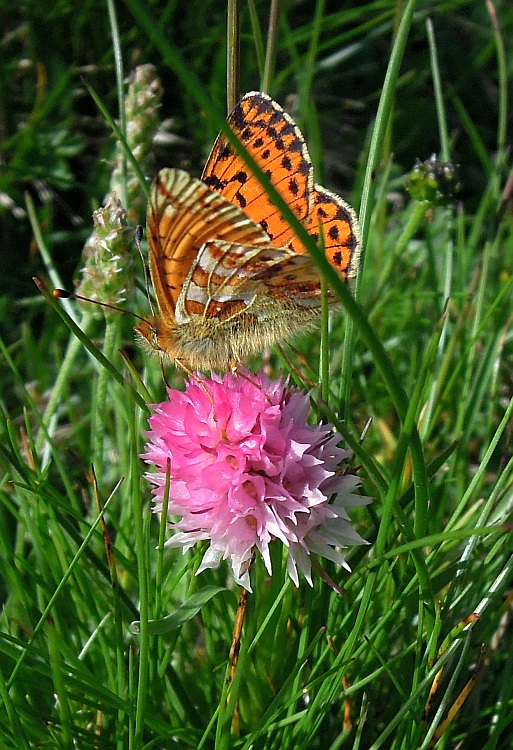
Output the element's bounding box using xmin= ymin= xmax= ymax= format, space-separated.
xmin=136 ymin=91 xmax=361 ymax=371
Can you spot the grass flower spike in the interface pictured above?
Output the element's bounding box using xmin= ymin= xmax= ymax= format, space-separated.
xmin=142 ymin=371 xmax=368 ymax=590
xmin=76 ymin=65 xmax=163 ymax=310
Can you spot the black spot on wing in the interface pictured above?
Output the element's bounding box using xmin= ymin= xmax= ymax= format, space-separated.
xmin=288 ymin=177 xmax=299 ymax=196
xmin=203 ymin=174 xmax=227 ymax=191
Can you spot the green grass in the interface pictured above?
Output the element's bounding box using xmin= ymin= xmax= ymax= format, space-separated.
xmin=2 ymin=0 xmax=513 ymax=748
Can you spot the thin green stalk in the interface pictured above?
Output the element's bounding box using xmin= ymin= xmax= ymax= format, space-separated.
xmin=298 ymin=0 xmax=324 ymax=106
xmin=319 ymin=278 xmax=330 ymax=405
xmin=466 ymin=174 xmax=498 ymax=257
xmin=154 ymin=461 xmax=171 ymax=622
xmin=227 ymin=0 xmax=240 ymax=110
xmin=451 ymin=94 xmax=494 ymax=177
xmin=418 ymin=634 xmax=473 ymax=750
xmin=357 ymin=1 xmax=417 ymax=258
xmin=246 ymin=0 xmax=266 ymax=80
xmin=447 ymin=394 xmax=513 ymax=532
xmin=306 ymin=241 xmax=429 ymax=515
xmin=425 ymin=16 xmax=456 ymax=457
xmin=426 ymin=18 xmax=450 ymax=162
xmin=7 ymin=492 xmax=116 ymax=689
xmin=35 ymin=330 xmax=87 ymax=454
xmin=367 ymin=642 xmax=462 ymax=750
xmin=340 ymin=0 xmax=419 ymax=416
xmin=214 ymin=664 xmax=232 ymax=748
xmin=92 ymin=314 xmax=121 ymax=477
xmin=384 ymin=306 xmax=447 ymax=543
xmin=353 ymin=695 xmax=369 ymax=750
xmin=446 ymin=434 xmax=513 ymax=602
xmin=28 ymin=193 xmax=110 ymax=462
xmin=83 ymin=79 xmax=150 ymax=201
xmin=25 ymin=193 xmax=75 ymax=321
xmin=131 ymin=397 xmax=149 ymax=749
xmin=35 ymin=278 xmax=147 ymax=412
xmin=483 ymin=304 xmax=508 ymax=446
xmin=420 ymin=213 xmax=453 ymax=438
xmin=128 ymin=645 xmax=135 ymax=749
xmin=341 ymin=298 xmax=447 ymax=664
xmin=46 ymin=616 xmax=73 ymax=747
xmin=409 ymin=596 xmax=427 ymax=746
xmin=370 ymin=200 xmax=428 ymax=321
xmin=284 ymin=583 xmax=314 ymax=732
xmin=0 ymin=663 xmax=30 ymax=750
xmin=94 ymin=476 xmax=127 ymax=750
xmin=452 ymin=238 xmax=492 ymax=471
xmin=486 ymin=0 xmax=507 ymax=159
xmin=0 ymin=340 xmax=80 ymax=508
xmin=106 ymin=0 xmax=127 ymax=207
xmin=198 ymin=702 xmax=221 ymax=750
xmin=261 ymin=0 xmax=280 ymax=94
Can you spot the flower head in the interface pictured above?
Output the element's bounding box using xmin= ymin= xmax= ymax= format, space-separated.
xmin=142 ymin=371 xmax=368 ymax=590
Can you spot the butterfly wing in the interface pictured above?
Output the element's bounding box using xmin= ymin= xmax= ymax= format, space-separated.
xmin=176 ymin=237 xmax=331 ymax=327
xmin=142 ymin=96 xmax=361 ymax=369
xmin=176 ymin=240 xmax=299 ymax=324
xmin=146 ymin=168 xmax=272 ymax=320
xmin=202 ymin=91 xmax=313 ymax=252
xmin=308 ymin=185 xmax=361 ymax=282
xmin=252 ymin=252 xmax=331 ymax=305
xmin=202 ymin=91 xmax=361 ymax=282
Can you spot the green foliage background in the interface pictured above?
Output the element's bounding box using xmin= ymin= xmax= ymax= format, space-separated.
xmin=1 ymin=1 xmax=513 ymax=749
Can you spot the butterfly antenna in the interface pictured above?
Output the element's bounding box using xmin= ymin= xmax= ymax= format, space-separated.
xmin=135 ymin=224 xmax=156 ymax=318
xmin=53 ymin=288 xmax=151 ymax=326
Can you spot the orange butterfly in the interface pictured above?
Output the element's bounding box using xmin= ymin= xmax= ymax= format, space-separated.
xmin=136 ymin=91 xmax=361 ymax=371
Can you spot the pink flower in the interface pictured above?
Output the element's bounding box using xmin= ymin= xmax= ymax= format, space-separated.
xmin=141 ymin=370 xmax=368 ymax=591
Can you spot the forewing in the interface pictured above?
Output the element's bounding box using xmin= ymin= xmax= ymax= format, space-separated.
xmin=146 ymin=168 xmax=271 ymax=317
xmin=201 ymin=91 xmax=313 ymax=251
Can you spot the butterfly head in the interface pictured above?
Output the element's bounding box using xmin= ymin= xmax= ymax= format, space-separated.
xmin=134 ymin=316 xmax=179 ymax=359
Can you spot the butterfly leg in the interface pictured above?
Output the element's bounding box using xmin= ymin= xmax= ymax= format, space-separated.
xmin=276 ymin=343 xmax=319 ymax=388
xmin=172 ymin=358 xmax=215 ymax=404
